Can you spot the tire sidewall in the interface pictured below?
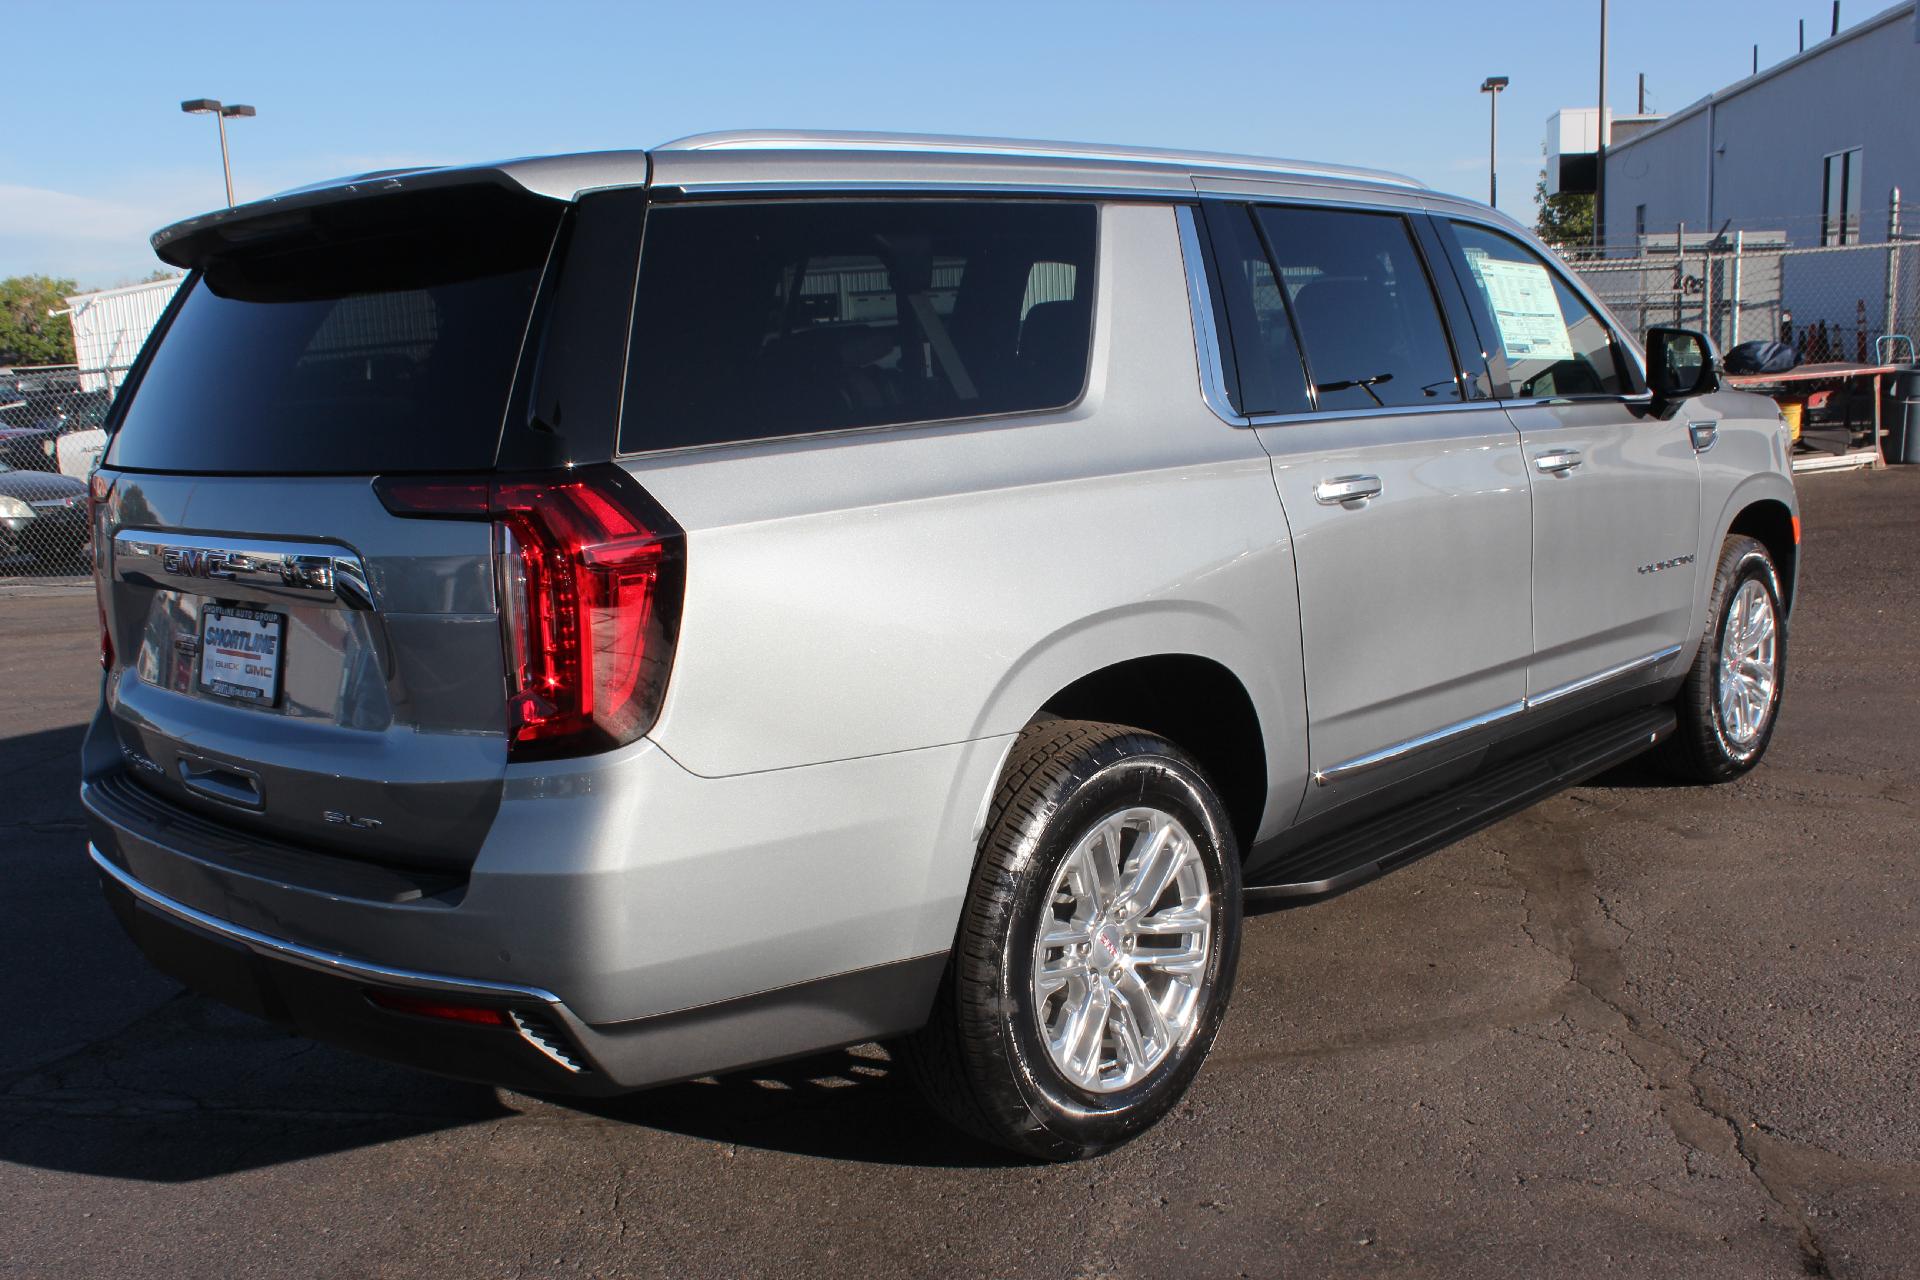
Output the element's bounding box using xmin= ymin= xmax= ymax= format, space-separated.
xmin=1705 ymin=546 xmax=1787 ymax=769
xmin=987 ymin=746 xmax=1241 ymax=1152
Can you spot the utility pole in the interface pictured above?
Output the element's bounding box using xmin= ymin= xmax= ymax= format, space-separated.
xmin=1594 ymin=0 xmax=1609 ymax=250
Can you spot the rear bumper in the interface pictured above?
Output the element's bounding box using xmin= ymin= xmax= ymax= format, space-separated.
xmin=95 ymin=845 xmax=610 ymax=1094
xmin=93 ymin=841 xmax=948 ymax=1095
xmin=80 ymin=715 xmax=1003 ymax=1092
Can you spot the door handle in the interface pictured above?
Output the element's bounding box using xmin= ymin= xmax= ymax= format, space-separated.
xmin=1688 ymin=420 xmax=1718 ymax=452
xmin=1534 ymin=449 xmax=1583 ymax=474
xmin=1314 ymin=474 xmax=1383 ymax=505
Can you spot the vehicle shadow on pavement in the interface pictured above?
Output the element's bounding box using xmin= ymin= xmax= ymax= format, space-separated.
xmin=560 ymin=1047 xmax=1022 ymax=1168
xmin=0 ymin=722 xmax=515 ymax=1184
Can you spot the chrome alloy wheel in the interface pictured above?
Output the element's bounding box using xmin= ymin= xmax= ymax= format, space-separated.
xmin=1030 ymin=806 xmax=1213 ymax=1094
xmin=1716 ymin=577 xmax=1779 ymax=748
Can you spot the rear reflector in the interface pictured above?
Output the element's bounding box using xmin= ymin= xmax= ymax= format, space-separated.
xmin=373 ymin=465 xmax=685 ymax=761
xmin=366 ymin=990 xmax=510 ymax=1026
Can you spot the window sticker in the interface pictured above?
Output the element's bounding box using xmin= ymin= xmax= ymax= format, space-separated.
xmin=1465 ymin=252 xmax=1574 ymax=363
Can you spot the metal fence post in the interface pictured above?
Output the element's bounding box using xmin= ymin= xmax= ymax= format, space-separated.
xmin=1731 ymin=231 xmax=1745 ymax=348
xmin=1888 ymin=187 xmax=1903 ymax=343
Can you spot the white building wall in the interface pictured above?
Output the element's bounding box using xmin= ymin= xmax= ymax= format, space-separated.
xmin=64 ymin=276 xmax=185 ymax=391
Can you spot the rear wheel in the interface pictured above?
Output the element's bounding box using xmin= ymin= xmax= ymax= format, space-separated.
xmin=902 ymin=719 xmax=1242 ymax=1161
xmin=1661 ymin=535 xmax=1786 ymax=781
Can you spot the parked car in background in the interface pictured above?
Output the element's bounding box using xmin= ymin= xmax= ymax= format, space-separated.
xmin=0 ymin=461 xmax=88 ymax=570
xmin=0 ymin=388 xmax=112 ymax=477
xmin=83 ymin=131 xmax=1798 ymax=1160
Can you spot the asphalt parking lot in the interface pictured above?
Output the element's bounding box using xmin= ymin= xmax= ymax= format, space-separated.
xmin=1 ymin=468 xmax=1914 ymax=1280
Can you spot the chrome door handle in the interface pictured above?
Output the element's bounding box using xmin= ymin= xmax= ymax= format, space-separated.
xmin=1314 ymin=474 xmax=1383 ymax=505
xmin=1534 ymin=449 xmax=1583 ymax=474
xmin=1688 ymin=420 xmax=1718 ymax=452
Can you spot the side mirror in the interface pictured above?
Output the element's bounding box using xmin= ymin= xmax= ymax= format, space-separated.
xmin=1645 ymin=326 xmax=1720 ymax=405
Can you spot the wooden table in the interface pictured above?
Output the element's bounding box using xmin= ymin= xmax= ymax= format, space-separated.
xmin=1725 ymin=361 xmax=1905 ymax=469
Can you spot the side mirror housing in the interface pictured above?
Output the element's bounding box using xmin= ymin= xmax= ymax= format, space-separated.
xmin=1645 ymin=326 xmax=1720 ymax=407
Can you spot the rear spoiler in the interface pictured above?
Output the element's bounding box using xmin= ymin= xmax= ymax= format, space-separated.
xmin=151 ymin=152 xmax=651 ymax=270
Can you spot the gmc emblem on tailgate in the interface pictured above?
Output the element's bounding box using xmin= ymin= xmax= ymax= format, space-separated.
xmin=162 ymin=546 xmax=234 ymax=579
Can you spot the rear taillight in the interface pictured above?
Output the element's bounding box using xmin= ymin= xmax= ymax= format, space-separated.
xmin=375 ymin=466 xmax=684 ymax=761
xmin=90 ymin=472 xmax=114 ymax=670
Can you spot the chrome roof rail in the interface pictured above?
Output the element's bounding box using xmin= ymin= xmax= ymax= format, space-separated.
xmin=653 ymin=130 xmax=1428 ymax=190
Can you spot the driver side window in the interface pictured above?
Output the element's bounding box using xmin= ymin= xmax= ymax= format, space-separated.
xmin=1448 ymin=222 xmax=1629 ymax=399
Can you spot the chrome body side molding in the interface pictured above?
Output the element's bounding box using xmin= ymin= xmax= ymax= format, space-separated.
xmin=1524 ymin=644 xmax=1685 ymax=710
xmin=1313 ymin=645 xmax=1685 ymax=786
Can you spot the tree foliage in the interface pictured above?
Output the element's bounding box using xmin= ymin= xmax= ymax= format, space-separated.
xmin=0 ymin=275 xmax=78 ymax=366
xmin=1533 ymin=172 xmax=1594 ymax=249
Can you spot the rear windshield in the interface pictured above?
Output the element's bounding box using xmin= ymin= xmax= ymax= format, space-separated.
xmin=107 ymin=185 xmax=564 ymax=474
xmin=621 ymin=200 xmax=1097 ymax=453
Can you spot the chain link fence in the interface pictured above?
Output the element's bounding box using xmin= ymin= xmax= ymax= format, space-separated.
xmin=1561 ymin=230 xmax=1920 ymax=366
xmin=0 ymin=365 xmax=124 ymax=582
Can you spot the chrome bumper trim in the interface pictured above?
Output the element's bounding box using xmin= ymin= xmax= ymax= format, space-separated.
xmin=89 ymin=844 xmax=562 ymax=1005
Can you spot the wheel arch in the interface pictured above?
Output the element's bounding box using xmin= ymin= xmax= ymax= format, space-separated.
xmin=1034 ymin=654 xmax=1270 ymax=855
xmin=1726 ymin=495 xmax=1799 ymax=615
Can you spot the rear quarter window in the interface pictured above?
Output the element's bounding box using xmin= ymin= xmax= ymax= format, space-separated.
xmin=619 ymin=200 xmax=1097 ymax=453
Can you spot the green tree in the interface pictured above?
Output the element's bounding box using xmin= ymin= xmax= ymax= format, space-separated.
xmin=1534 ymin=172 xmax=1594 ymax=249
xmin=0 ymin=275 xmax=78 ymax=366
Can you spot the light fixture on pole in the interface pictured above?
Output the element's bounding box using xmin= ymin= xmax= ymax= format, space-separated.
xmin=180 ymin=98 xmax=256 ymax=208
xmin=1479 ymin=76 xmax=1509 ymax=208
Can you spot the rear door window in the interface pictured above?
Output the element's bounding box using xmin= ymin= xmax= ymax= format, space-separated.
xmin=620 ymin=200 xmax=1096 ymax=453
xmin=1252 ymin=206 xmax=1464 ymax=411
xmin=1444 ymin=221 xmax=1631 ymax=399
xmin=107 ymin=185 xmax=564 ymax=474
xmin=1198 ymin=203 xmax=1313 ymax=416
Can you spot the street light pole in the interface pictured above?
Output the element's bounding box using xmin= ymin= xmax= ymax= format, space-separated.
xmin=180 ymin=99 xmax=257 ymax=208
xmin=1480 ymin=76 xmax=1510 ymax=207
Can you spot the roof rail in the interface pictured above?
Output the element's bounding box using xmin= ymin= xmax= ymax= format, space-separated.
xmin=653 ymin=129 xmax=1428 ymax=190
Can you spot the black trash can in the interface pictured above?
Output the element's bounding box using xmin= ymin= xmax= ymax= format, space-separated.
xmin=1886 ymin=365 xmax=1920 ymax=464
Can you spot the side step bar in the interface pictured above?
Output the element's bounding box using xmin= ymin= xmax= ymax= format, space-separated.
xmin=1245 ymin=706 xmax=1677 ymax=905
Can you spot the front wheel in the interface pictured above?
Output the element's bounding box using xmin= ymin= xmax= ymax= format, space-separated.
xmin=902 ymin=720 xmax=1242 ymax=1161
xmin=1661 ymin=534 xmax=1787 ymax=782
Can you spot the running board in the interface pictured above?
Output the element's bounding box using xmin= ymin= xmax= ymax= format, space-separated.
xmin=1245 ymin=706 xmax=1677 ymax=905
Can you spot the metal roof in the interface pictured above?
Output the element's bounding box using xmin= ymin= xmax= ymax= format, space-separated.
xmin=153 ymin=130 xmax=1478 ymax=264
xmin=652 ymin=129 xmax=1428 ymax=190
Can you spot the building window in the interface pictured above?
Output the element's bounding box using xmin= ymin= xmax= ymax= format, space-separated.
xmin=1634 ymin=204 xmax=1647 ymax=241
xmin=1822 ymin=148 xmax=1862 ymax=246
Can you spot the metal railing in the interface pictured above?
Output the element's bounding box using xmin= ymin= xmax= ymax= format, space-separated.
xmin=0 ymin=364 xmax=123 ymax=582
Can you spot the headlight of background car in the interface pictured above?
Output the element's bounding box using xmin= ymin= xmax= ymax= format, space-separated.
xmin=0 ymin=494 xmax=34 ymax=531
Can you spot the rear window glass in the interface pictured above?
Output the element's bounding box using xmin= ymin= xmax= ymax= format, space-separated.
xmin=1253 ymin=206 xmax=1463 ymax=411
xmin=621 ymin=200 xmax=1097 ymax=453
xmin=107 ymin=186 xmax=563 ymax=474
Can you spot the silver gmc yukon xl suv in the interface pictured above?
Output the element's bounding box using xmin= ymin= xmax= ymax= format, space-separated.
xmin=83 ymin=131 xmax=1798 ymax=1160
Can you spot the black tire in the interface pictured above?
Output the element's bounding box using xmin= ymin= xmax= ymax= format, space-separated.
xmin=1660 ymin=535 xmax=1787 ymax=782
xmin=901 ymin=719 xmax=1242 ymax=1161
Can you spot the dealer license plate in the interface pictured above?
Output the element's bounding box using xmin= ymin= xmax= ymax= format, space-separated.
xmin=198 ymin=606 xmax=285 ymax=706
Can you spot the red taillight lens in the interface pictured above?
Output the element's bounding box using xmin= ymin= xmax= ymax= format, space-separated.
xmin=365 ymin=990 xmax=510 ymax=1026
xmin=90 ymin=472 xmax=115 ymax=670
xmin=375 ymin=466 xmax=684 ymax=761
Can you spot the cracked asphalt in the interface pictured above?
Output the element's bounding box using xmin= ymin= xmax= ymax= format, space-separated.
xmin=2 ymin=470 xmax=1915 ymax=1279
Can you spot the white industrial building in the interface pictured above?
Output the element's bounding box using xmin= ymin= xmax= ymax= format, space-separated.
xmin=62 ymin=275 xmax=185 ymax=392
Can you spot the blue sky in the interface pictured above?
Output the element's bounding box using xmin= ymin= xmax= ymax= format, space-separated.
xmin=4 ymin=0 xmax=1873 ymax=286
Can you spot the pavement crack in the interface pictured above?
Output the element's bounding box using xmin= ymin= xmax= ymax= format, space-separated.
xmin=1494 ymin=813 xmax=1832 ymax=1277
